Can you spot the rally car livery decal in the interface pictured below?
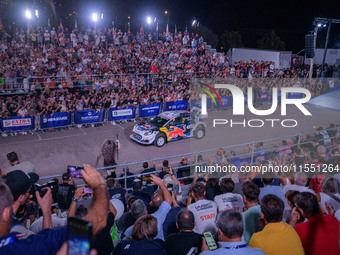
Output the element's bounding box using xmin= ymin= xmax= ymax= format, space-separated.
xmin=130 ymin=108 xmax=205 ymax=147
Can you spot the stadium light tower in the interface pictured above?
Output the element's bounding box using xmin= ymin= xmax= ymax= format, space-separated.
xmin=25 ymin=10 xmax=32 ymax=41
xmin=92 ymin=13 xmax=98 ymax=33
xmin=147 ymin=16 xmax=152 ymax=24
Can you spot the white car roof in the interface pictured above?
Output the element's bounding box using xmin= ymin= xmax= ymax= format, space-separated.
xmin=158 ymin=111 xmax=188 ymax=120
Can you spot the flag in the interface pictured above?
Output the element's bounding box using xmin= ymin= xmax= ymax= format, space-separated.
xmin=112 ymin=21 xmax=115 ymax=35
xmin=156 ymin=23 xmax=158 ymax=37
xmin=59 ymin=19 xmax=63 ymax=31
xmin=185 ymin=25 xmax=188 ymax=35
xmin=175 ymin=24 xmax=177 ymax=35
xmin=75 ymin=19 xmax=78 ymax=30
xmin=128 ymin=22 xmax=130 ymax=35
xmin=47 ymin=18 xmax=51 ymax=34
xmin=140 ymin=24 xmax=144 ymax=34
xmin=0 ymin=16 xmax=3 ymax=30
xmin=166 ymin=24 xmax=169 ymax=36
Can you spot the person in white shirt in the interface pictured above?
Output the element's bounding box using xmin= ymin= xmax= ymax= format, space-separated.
xmin=282 ymin=172 xmax=315 ymax=196
xmin=319 ymin=177 xmax=340 ymax=213
xmin=214 ymin=178 xmax=244 ymax=212
xmin=187 ymin=182 xmax=218 ymax=236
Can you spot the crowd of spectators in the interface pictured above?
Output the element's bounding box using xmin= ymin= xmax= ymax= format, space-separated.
xmin=0 ymin=25 xmax=336 ymax=128
xmin=0 ymin=122 xmax=339 ymax=254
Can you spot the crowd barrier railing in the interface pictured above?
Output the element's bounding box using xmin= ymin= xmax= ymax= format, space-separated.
xmin=37 ymin=127 xmax=340 ymax=190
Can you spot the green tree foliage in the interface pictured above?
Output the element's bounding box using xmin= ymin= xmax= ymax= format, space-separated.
xmin=193 ymin=25 xmax=219 ymax=49
xmin=257 ymin=31 xmax=286 ymax=50
xmin=220 ymin=30 xmax=244 ymax=52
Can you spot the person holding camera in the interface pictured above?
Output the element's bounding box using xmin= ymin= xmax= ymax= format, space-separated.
xmin=3 ymin=170 xmax=43 ymax=238
xmin=56 ymin=172 xmax=77 ymax=218
xmin=0 ymin=164 xmax=109 ymax=255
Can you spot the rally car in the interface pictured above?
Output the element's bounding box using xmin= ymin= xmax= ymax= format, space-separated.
xmin=130 ymin=108 xmax=206 ymax=147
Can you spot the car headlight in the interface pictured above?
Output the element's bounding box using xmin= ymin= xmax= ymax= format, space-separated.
xmin=133 ymin=124 xmax=138 ymax=130
xmin=144 ymin=131 xmax=153 ymax=136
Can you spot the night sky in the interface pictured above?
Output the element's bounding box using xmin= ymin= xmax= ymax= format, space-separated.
xmin=0 ymin=0 xmax=339 ymax=51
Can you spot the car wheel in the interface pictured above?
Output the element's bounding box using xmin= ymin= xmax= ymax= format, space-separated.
xmin=154 ymin=133 xmax=166 ymax=147
xmin=194 ymin=126 xmax=205 ymax=139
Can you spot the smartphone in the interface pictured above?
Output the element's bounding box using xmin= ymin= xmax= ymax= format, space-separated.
xmin=83 ymin=188 xmax=92 ymax=194
xmin=68 ymin=217 xmax=92 ymax=255
xmin=67 ymin=165 xmax=84 ymax=178
xmin=203 ymin=231 xmax=218 ymax=251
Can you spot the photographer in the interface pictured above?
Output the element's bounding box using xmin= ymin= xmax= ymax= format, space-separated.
xmin=0 ymin=164 xmax=109 ymax=255
xmin=3 ymin=170 xmax=45 ymax=238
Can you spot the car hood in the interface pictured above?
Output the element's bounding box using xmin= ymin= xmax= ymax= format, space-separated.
xmin=135 ymin=123 xmax=158 ymax=132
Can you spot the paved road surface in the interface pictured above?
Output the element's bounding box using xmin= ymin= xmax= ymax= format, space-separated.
xmin=0 ymin=104 xmax=338 ymax=180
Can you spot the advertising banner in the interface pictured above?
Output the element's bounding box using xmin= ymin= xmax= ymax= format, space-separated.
xmin=40 ymin=112 xmax=71 ymax=129
xmin=138 ymin=103 xmax=162 ymax=118
xmin=215 ymin=96 xmax=233 ymax=109
xmin=108 ymin=106 xmax=136 ymax=121
xmin=0 ymin=116 xmax=35 ymax=132
xmin=74 ymin=109 xmax=105 ymax=124
xmin=165 ymin=100 xmax=188 ymax=111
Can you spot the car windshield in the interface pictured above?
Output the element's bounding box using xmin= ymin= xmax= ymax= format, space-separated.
xmin=148 ymin=116 xmax=169 ymax=127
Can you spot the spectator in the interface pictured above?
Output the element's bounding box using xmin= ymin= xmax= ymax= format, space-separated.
xmin=241 ymin=181 xmax=261 ymax=244
xmin=282 ymin=172 xmax=315 ymax=195
xmin=3 ymin=170 xmax=40 ymax=238
xmin=124 ymin=175 xmax=172 ymax=240
xmin=0 ymin=164 xmax=109 ymax=255
xmin=113 ymin=215 xmax=166 ymax=255
xmin=6 ymin=151 xmax=36 ymax=174
xmin=214 ymin=178 xmax=244 ymax=212
xmin=165 ymin=209 xmax=202 ymax=255
xmin=125 ymin=178 xmax=151 ymax=208
xmin=319 ymin=177 xmax=340 ymax=213
xmin=259 ymin=172 xmax=284 ymax=202
xmin=107 ymin=176 xmax=126 ymax=205
xmin=67 ymin=186 xmax=116 ymax=255
xmin=56 ymin=172 xmax=77 ymax=217
xmin=141 ymin=161 xmax=157 ymax=183
xmin=187 ymin=182 xmax=218 ymax=236
xmin=249 ymin=194 xmax=305 ymax=255
xmin=200 ymin=210 xmax=266 ymax=255
xmin=292 ymin=192 xmax=340 ymax=255
xmin=117 ymin=195 xmax=138 ymax=238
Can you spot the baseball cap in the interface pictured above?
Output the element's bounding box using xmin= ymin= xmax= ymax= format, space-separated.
xmin=4 ymin=170 xmax=39 ymax=200
xmin=62 ymin=173 xmax=70 ymax=180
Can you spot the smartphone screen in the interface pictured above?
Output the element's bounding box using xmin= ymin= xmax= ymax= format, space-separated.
xmin=68 ymin=217 xmax=92 ymax=255
xmin=67 ymin=166 xmax=84 ymax=178
xmin=83 ymin=188 xmax=92 ymax=194
xmin=203 ymin=231 xmax=218 ymax=250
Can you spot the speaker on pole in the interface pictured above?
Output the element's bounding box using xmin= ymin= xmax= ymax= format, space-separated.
xmin=305 ymin=34 xmax=315 ymax=58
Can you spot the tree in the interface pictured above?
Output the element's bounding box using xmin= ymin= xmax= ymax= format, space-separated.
xmin=192 ymin=25 xmax=219 ymax=49
xmin=257 ymin=31 xmax=286 ymax=50
xmin=220 ymin=30 xmax=243 ymax=52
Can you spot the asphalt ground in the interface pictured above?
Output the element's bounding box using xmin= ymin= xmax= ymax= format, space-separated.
xmin=0 ymin=104 xmax=339 ymax=181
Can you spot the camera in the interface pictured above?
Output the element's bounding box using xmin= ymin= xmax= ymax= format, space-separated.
xmin=30 ymin=180 xmax=59 ymax=201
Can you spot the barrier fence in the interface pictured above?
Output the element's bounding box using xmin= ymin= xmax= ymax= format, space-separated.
xmin=0 ymin=100 xmax=190 ymax=133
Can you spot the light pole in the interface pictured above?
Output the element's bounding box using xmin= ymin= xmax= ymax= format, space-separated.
xmin=165 ymin=10 xmax=169 ymax=25
xmin=92 ymin=13 xmax=98 ymax=33
xmin=25 ymin=10 xmax=32 ymax=41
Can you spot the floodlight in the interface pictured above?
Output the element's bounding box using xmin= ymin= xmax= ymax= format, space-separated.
xmin=147 ymin=17 xmax=151 ymax=24
xmin=25 ymin=10 xmax=32 ymax=19
xmin=92 ymin=13 xmax=98 ymax=22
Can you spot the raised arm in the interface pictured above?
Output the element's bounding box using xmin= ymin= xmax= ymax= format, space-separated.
xmin=81 ymin=164 xmax=109 ymax=235
xmin=150 ymin=174 xmax=172 ymax=205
